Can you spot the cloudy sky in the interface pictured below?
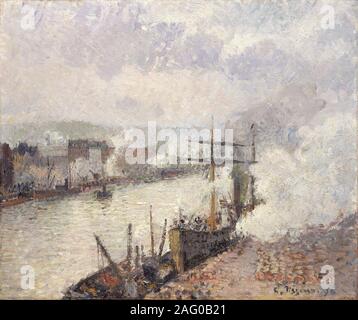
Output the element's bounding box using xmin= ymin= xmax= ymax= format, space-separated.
xmin=0 ymin=0 xmax=356 ymax=239
xmin=0 ymin=0 xmax=356 ymax=128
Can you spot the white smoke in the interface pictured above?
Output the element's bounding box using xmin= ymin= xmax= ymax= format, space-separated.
xmin=240 ymin=111 xmax=357 ymax=241
xmin=44 ymin=130 xmax=67 ymax=145
xmin=104 ymin=152 xmax=120 ymax=177
xmin=175 ymin=166 xmax=233 ymax=218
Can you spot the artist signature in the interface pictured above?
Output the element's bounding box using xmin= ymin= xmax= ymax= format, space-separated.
xmin=273 ymin=284 xmax=336 ymax=297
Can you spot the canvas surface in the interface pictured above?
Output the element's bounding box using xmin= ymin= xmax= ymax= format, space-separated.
xmin=0 ymin=0 xmax=356 ymax=300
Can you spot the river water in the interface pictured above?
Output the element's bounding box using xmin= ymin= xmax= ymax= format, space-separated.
xmin=0 ymin=174 xmax=216 ymax=299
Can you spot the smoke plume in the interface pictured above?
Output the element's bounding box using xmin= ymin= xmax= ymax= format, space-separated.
xmin=240 ymin=110 xmax=356 ymax=241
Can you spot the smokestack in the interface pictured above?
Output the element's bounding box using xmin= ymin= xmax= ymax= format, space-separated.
xmin=135 ymin=245 xmax=140 ymax=269
xmin=234 ymin=176 xmax=241 ymax=214
xmin=250 ymin=123 xmax=256 ymax=162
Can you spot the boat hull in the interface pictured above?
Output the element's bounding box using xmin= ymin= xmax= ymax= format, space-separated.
xmin=169 ymin=226 xmax=236 ymax=273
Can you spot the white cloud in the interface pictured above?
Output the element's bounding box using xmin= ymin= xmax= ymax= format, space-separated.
xmin=0 ymin=0 xmax=355 ymax=129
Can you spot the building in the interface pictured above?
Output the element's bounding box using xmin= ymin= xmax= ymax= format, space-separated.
xmin=13 ymin=142 xmax=38 ymax=157
xmin=68 ymin=140 xmax=114 ymax=187
xmin=1 ymin=139 xmax=115 ymax=191
xmin=0 ymin=143 xmax=14 ymax=194
xmin=37 ymin=145 xmax=69 ymax=188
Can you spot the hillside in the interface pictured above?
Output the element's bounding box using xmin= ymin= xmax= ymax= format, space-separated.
xmin=0 ymin=121 xmax=122 ymax=146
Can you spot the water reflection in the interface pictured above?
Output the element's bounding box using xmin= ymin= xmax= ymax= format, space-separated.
xmin=0 ymin=174 xmax=210 ymax=299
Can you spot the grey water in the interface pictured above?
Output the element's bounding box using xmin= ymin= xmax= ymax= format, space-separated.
xmin=0 ymin=174 xmax=209 ymax=299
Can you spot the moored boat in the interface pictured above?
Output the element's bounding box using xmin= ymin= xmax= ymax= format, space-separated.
xmin=96 ymin=184 xmax=112 ymax=199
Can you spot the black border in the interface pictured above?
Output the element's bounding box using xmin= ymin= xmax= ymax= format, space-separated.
xmin=0 ymin=299 xmax=355 ymax=319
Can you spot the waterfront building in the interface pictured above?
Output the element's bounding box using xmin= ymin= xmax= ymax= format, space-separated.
xmin=68 ymin=140 xmax=114 ymax=187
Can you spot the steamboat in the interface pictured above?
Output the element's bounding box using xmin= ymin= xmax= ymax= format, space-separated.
xmin=64 ymin=120 xmax=257 ymax=299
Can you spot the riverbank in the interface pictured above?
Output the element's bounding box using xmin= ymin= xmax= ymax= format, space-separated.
xmin=146 ymin=213 xmax=357 ymax=300
xmin=0 ymin=170 xmax=198 ymax=209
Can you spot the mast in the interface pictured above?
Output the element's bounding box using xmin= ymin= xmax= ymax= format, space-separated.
xmin=251 ymin=124 xmax=256 ymax=162
xmin=208 ymin=116 xmax=217 ymax=231
xmin=245 ymin=175 xmax=255 ymax=210
xmin=127 ymin=223 xmax=133 ymax=268
xmin=135 ymin=245 xmax=140 ymax=269
xmin=246 ymin=124 xmax=256 ymax=211
xmin=233 ymin=175 xmax=241 ymax=214
xmin=94 ymin=234 xmax=123 ymax=281
xmin=149 ymin=205 xmax=155 ymax=257
xmin=158 ymin=219 xmax=167 ymax=257
xmin=141 ymin=244 xmax=145 ymax=262
xmin=68 ymin=161 xmax=72 ymax=190
xmin=46 ymin=157 xmax=55 ymax=189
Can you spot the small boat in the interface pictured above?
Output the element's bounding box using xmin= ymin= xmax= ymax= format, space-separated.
xmin=0 ymin=196 xmax=30 ymax=208
xmin=96 ymin=185 xmax=112 ymax=199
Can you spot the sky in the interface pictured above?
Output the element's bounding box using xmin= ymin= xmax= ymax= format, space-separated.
xmin=0 ymin=0 xmax=356 ymax=239
xmin=0 ymin=0 xmax=356 ymax=128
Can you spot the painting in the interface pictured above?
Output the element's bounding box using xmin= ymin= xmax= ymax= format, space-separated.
xmin=0 ymin=0 xmax=356 ymax=301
